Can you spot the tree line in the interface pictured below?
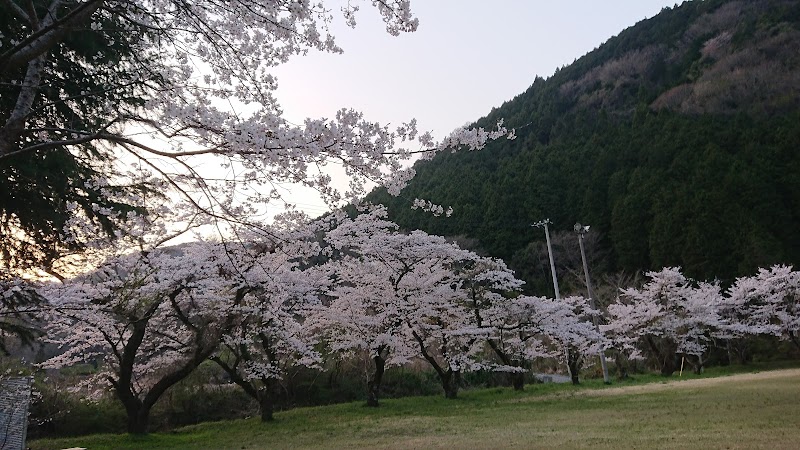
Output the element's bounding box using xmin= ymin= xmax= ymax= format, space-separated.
xmin=9 ymin=206 xmax=795 ymax=434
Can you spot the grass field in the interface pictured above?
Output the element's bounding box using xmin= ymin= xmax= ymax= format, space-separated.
xmin=31 ymin=366 xmax=800 ymax=449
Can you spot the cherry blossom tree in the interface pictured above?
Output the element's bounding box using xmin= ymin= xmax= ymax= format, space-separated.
xmin=309 ymin=207 xmax=479 ymax=403
xmin=676 ymin=280 xmax=727 ymax=373
xmin=603 ymin=267 xmax=726 ymax=376
xmin=308 ymin=253 xmax=411 ymax=407
xmin=457 ymin=257 xmax=530 ymax=389
xmin=480 ymin=293 xmax=604 ymax=386
xmin=311 ymin=206 xmax=509 ymax=402
xmin=328 ymin=224 xmax=609 ymax=395
xmin=556 ymin=295 xmax=608 ymax=384
xmin=455 ymin=253 xmax=607 ymax=386
xmin=306 ymin=207 xmax=411 ymax=407
xmin=0 ymin=0 xmax=514 ymax=276
xmin=210 ymin=237 xmax=326 ymax=422
xmin=726 ymin=265 xmax=800 ymax=352
xmin=37 ymin=191 xmax=335 ymax=430
xmin=400 ymin=253 xmax=487 ymax=399
xmin=40 ymin=240 xmax=251 ymax=434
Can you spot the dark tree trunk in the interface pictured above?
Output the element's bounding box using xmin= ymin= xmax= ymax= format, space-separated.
xmin=487 ymin=339 xmax=524 ymax=390
xmin=327 ymin=359 xmax=341 ymax=389
xmin=258 ymin=388 xmax=274 ymax=422
xmin=614 ymin=351 xmax=629 ymax=380
xmin=789 ymin=332 xmax=800 ymax=352
xmin=728 ymin=339 xmax=750 ymax=365
xmin=408 ymin=327 xmax=464 ymax=399
xmin=686 ymin=354 xmax=704 ymax=375
xmin=660 ymin=355 xmax=678 ymax=376
xmin=645 ymin=335 xmax=678 ymax=376
xmin=117 ymin=351 xmax=214 ymax=434
xmin=737 ymin=344 xmax=751 ymax=365
xmin=113 ymin=310 xmax=154 ymax=435
xmin=726 ymin=340 xmax=734 ymax=365
xmin=122 ymin=402 xmax=150 ymax=435
xmin=366 ymin=353 xmax=385 ymax=407
xmin=511 ymin=371 xmax=525 ymax=391
xmin=211 ymin=357 xmax=275 ymax=422
xmin=567 ymin=346 xmax=582 ymax=385
xmin=441 ymin=370 xmax=461 ymax=399
xmin=113 ymin=286 xmax=242 ymax=435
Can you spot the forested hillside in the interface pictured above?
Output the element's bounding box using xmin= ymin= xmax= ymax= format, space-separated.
xmin=368 ymin=0 xmax=800 ymax=291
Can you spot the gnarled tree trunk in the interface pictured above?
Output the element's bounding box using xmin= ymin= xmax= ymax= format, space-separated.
xmin=441 ymin=370 xmax=461 ymax=399
xmin=684 ymin=354 xmax=704 ymax=375
xmin=258 ymin=385 xmax=275 ymax=422
xmin=567 ymin=346 xmax=582 ymax=385
xmin=366 ymin=352 xmax=386 ymax=407
xmin=487 ymin=339 xmax=525 ymax=391
xmin=789 ymin=331 xmax=800 ymax=352
xmin=123 ymin=402 xmax=149 ymax=435
xmin=645 ymin=335 xmax=678 ymax=376
xmin=212 ymin=356 xmax=276 ymax=422
xmin=510 ymin=371 xmax=525 ymax=391
xmin=614 ymin=350 xmax=629 ymax=380
xmin=411 ymin=330 xmax=463 ymax=399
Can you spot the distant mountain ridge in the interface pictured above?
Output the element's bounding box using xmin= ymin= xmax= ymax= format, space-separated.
xmin=554 ymin=0 xmax=800 ymax=116
xmin=368 ymin=0 xmax=800 ymax=291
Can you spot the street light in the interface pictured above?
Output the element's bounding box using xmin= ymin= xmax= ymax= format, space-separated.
xmin=574 ymin=223 xmax=611 ymax=384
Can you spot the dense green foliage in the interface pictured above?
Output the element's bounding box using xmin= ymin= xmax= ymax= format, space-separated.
xmin=369 ymin=0 xmax=800 ymax=288
xmin=0 ymin=1 xmax=156 ymax=273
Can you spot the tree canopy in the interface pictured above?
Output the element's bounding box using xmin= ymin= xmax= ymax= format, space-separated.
xmin=0 ymin=0 xmax=511 ymax=277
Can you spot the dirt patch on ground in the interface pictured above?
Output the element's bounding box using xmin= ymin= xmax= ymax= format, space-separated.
xmin=582 ymin=368 xmax=800 ymax=397
xmin=508 ymin=368 xmax=800 ymax=404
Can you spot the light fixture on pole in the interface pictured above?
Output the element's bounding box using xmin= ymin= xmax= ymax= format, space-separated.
xmin=574 ymin=223 xmax=611 ymax=384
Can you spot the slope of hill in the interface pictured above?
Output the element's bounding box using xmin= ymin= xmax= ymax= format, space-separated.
xmin=368 ymin=0 xmax=800 ymax=290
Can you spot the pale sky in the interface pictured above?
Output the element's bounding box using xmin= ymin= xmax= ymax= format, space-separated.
xmin=269 ymin=0 xmax=678 ymax=217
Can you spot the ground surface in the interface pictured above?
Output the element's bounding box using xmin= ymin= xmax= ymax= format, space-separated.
xmin=580 ymin=367 xmax=800 ymax=396
xmin=31 ymin=368 xmax=800 ymax=449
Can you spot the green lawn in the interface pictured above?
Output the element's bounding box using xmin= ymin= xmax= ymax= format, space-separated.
xmin=31 ymin=366 xmax=800 ymax=449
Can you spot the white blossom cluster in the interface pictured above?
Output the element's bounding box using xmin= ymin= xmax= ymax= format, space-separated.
xmin=409 ymin=198 xmax=454 ymax=217
xmin=602 ymin=265 xmax=800 ymax=369
xmin=2 ymin=0 xmax=514 ymax=275
xmin=31 ymin=202 xmax=800 ymax=420
xmin=305 ymin=206 xmax=605 ymax=391
xmin=36 ymin=206 xmax=610 ymax=413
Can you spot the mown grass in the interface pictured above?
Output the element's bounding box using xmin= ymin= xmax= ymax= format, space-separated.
xmin=31 ymin=361 xmax=800 ymax=449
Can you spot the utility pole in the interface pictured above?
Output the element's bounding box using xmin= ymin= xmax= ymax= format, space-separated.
xmin=533 ymin=220 xmax=572 ymax=380
xmin=532 ymin=219 xmax=560 ymax=300
xmin=574 ymin=223 xmax=611 ymax=384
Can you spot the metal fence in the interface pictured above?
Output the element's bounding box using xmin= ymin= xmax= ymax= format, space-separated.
xmin=0 ymin=376 xmax=33 ymax=450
